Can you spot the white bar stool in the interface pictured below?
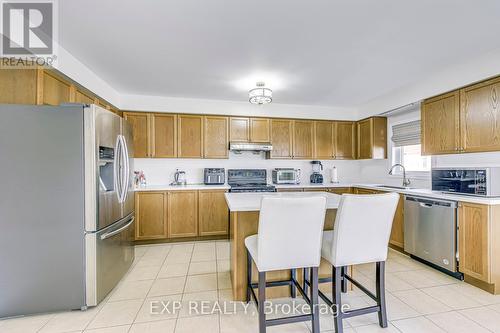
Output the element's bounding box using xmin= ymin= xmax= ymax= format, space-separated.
xmin=304 ymin=193 xmax=399 ymax=333
xmin=245 ymin=195 xmax=327 ymax=333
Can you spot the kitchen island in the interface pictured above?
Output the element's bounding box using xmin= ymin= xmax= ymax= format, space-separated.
xmin=225 ymin=191 xmax=342 ymax=300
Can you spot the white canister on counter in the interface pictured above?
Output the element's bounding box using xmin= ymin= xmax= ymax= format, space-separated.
xmin=331 ymin=166 xmax=339 ymax=183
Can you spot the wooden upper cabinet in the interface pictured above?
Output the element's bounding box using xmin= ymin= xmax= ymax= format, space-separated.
xmin=152 ymin=114 xmax=177 ymax=158
xmin=421 ymin=91 xmax=460 ymax=155
xmin=357 ymin=117 xmax=387 ymax=159
xmin=0 ymin=68 xmax=38 ymax=104
xmin=459 ymin=202 xmax=490 ymax=282
xmin=123 ymin=112 xmax=150 ymax=158
xmin=204 ymin=116 xmax=229 ymax=158
xmin=74 ymin=88 xmax=95 ymax=105
xmin=460 ymin=77 xmax=500 ymax=153
xmin=269 ymin=119 xmax=293 ymax=158
xmin=292 ymin=120 xmax=314 ymax=159
xmin=135 ymin=191 xmax=168 ymax=240
xmin=178 ymin=115 xmax=204 ymax=158
xmin=168 ymin=191 xmax=199 ymax=238
xmin=198 ymin=190 xmax=229 ymax=236
xmin=230 ymin=117 xmax=250 ymax=142
xmin=335 ymin=121 xmax=356 ymax=159
xmin=41 ymin=71 xmax=72 ymax=106
xmin=250 ymin=118 xmax=270 ymax=142
xmin=314 ymin=121 xmax=334 ymax=159
xmin=230 ymin=117 xmax=270 ymax=142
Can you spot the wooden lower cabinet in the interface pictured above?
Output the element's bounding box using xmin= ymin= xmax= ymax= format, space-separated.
xmin=328 ymin=187 xmax=352 ymax=195
xmin=135 ymin=191 xmax=168 ymax=240
xmin=277 ymin=188 xmax=304 ymax=192
xmin=135 ymin=189 xmax=229 ymax=241
xmin=459 ymin=202 xmax=490 ymax=282
xmin=353 ymin=188 xmax=378 ymax=195
xmin=198 ymin=190 xmax=229 ymax=236
xmin=168 ymin=191 xmax=199 ymax=238
xmin=389 ymin=194 xmax=404 ymax=248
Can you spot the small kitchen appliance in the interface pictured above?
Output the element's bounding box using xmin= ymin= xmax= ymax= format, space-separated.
xmin=204 ymin=168 xmax=225 ymax=185
xmin=228 ymin=169 xmax=276 ymax=192
xmin=310 ymin=161 xmax=324 ymax=184
xmin=432 ymin=168 xmax=500 ymax=197
xmin=272 ymin=168 xmax=301 ymax=184
xmin=171 ymin=169 xmax=187 ymax=185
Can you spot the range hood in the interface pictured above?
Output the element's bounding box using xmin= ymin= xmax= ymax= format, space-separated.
xmin=229 ymin=142 xmax=273 ymax=152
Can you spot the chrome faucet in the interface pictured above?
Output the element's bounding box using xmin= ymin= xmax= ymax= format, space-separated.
xmin=389 ymin=163 xmax=411 ymax=187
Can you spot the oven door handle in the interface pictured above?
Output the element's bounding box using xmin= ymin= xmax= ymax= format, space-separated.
xmin=100 ymin=217 xmax=134 ymax=240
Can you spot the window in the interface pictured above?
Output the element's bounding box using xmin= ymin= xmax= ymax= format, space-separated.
xmin=390 ymin=120 xmax=430 ymax=174
xmin=392 ymin=144 xmax=430 ymax=172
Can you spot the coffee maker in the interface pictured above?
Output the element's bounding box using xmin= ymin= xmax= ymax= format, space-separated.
xmin=310 ymin=161 xmax=324 ymax=184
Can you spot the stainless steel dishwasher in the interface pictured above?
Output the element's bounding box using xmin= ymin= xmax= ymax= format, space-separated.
xmin=404 ymin=195 xmax=461 ymax=278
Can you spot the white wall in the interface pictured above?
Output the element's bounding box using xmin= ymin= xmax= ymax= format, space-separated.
xmin=134 ymin=153 xmax=360 ymax=186
xmin=357 ymin=46 xmax=500 ymax=118
xmin=53 ymin=44 xmax=121 ymax=106
xmin=120 ymin=94 xmax=359 ymax=120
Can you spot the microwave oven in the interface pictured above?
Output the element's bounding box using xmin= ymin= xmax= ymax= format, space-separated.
xmin=431 ymin=167 xmax=500 ymax=197
xmin=272 ymin=168 xmax=301 ymax=184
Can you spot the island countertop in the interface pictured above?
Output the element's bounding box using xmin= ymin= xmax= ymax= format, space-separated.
xmin=224 ymin=191 xmax=341 ymax=212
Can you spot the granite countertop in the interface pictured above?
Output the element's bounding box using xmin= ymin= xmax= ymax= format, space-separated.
xmin=134 ymin=184 xmax=230 ymax=191
xmin=224 ymin=192 xmax=341 ymax=212
xmin=135 ymin=183 xmax=500 ymax=205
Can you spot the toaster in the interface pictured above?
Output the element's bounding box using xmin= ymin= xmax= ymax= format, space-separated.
xmin=204 ymin=168 xmax=225 ymax=185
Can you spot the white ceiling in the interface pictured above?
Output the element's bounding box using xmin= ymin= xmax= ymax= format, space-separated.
xmin=59 ymin=0 xmax=500 ymax=108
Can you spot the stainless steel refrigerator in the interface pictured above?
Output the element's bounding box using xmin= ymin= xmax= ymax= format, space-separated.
xmin=0 ymin=104 xmax=135 ymax=318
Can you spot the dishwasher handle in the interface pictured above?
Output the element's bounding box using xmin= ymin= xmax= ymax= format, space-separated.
xmin=405 ymin=195 xmax=457 ymax=208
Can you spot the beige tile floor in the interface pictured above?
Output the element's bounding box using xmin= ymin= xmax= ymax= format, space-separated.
xmin=2 ymin=240 xmax=500 ymax=333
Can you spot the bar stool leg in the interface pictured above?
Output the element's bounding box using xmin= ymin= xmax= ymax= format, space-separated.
xmin=333 ymin=266 xmax=344 ymax=333
xmin=303 ymin=267 xmax=309 ymax=297
xmin=290 ymin=269 xmax=297 ymax=298
xmin=376 ymin=261 xmax=388 ymax=328
xmin=310 ymin=267 xmax=320 ymax=333
xmin=258 ymin=271 xmax=266 ymax=333
xmin=341 ymin=266 xmax=347 ymax=293
xmin=246 ymin=250 xmax=252 ymax=303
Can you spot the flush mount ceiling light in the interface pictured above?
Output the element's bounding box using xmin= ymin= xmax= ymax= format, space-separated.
xmin=249 ymin=82 xmax=272 ymax=105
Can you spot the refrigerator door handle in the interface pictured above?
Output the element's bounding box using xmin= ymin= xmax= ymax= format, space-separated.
xmin=113 ymin=136 xmax=123 ymax=203
xmin=120 ymin=135 xmax=131 ymax=202
xmin=100 ymin=217 xmax=134 ymax=240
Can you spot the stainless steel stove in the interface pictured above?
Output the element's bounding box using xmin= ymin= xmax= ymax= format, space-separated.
xmin=228 ymin=169 xmax=276 ymax=193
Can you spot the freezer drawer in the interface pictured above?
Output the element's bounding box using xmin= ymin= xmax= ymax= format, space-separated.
xmin=85 ymin=213 xmax=135 ymax=306
xmin=404 ymin=196 xmax=458 ymax=272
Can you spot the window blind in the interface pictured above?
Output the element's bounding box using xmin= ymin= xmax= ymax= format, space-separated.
xmin=391 ymin=120 xmax=421 ymax=147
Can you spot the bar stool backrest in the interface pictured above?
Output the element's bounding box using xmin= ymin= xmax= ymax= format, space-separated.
xmin=330 ymin=193 xmax=399 ymax=267
xmin=257 ymin=196 xmax=327 ymax=272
